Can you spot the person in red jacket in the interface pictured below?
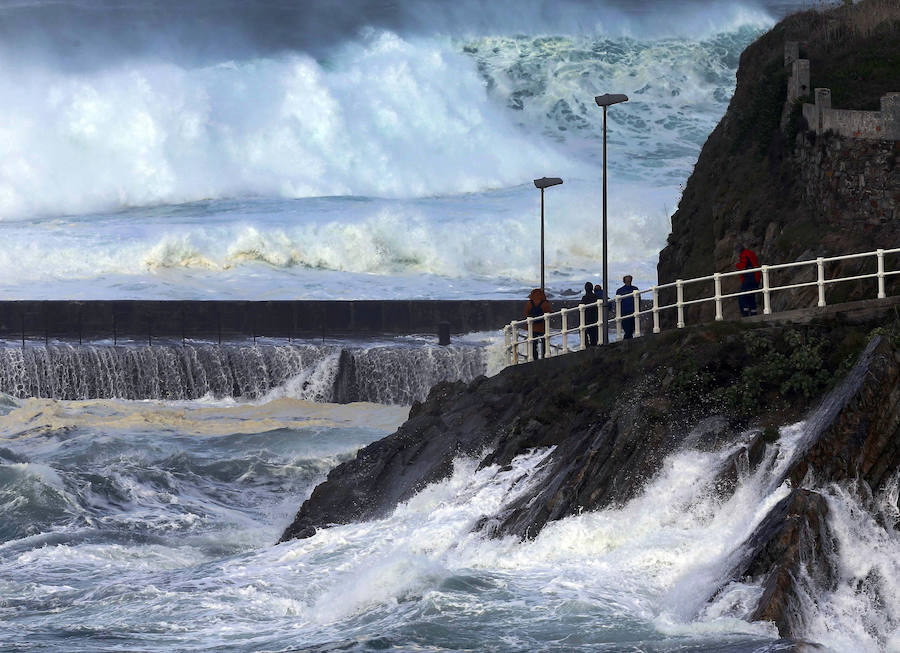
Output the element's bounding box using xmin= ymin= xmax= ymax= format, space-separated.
xmin=736 ymin=244 xmax=762 ymax=317
xmin=524 ymin=288 xmax=552 ymax=359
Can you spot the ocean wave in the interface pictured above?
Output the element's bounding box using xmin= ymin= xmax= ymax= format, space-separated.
xmin=0 ymin=32 xmax=573 ymax=221
xmin=0 ymin=186 xmax=673 ymax=289
xmin=0 ymin=14 xmax=765 ymax=221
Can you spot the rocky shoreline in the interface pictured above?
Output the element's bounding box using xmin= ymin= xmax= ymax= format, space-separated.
xmin=280 ymin=303 xmax=900 ymax=639
xmin=279 ymin=2 xmax=900 ymax=642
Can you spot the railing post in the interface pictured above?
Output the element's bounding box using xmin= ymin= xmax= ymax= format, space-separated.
xmin=503 ymin=325 xmax=511 ymax=365
xmin=561 ymin=308 xmax=569 ymax=353
xmin=633 ymin=290 xmax=641 ymax=338
xmin=526 ymin=318 xmax=534 ymax=362
xmin=713 ymin=273 xmax=723 ymax=321
xmin=511 ymin=321 xmax=519 ymax=365
xmin=676 ymin=280 xmax=685 ymax=328
xmin=877 ymin=249 xmax=886 ymax=299
xmin=652 ymin=287 xmax=660 ymax=334
xmin=614 ymin=295 xmax=623 ymax=341
xmin=761 ymin=265 xmax=771 ymax=315
xmin=600 ymin=300 xmax=608 ymax=346
xmin=579 ymin=305 xmax=586 ymax=350
xmin=816 ymin=257 xmax=826 ymax=307
xmin=543 ymin=314 xmax=551 ymax=357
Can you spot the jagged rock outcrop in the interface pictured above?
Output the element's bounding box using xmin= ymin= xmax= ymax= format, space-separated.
xmin=280 ymin=323 xmax=752 ymax=544
xmin=279 ymin=306 xmax=900 ymax=639
xmin=732 ymin=489 xmax=838 ymax=638
xmin=721 ymin=334 xmax=900 ymax=637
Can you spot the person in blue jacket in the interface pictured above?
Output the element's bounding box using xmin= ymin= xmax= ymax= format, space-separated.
xmin=615 ymin=275 xmax=639 ymax=340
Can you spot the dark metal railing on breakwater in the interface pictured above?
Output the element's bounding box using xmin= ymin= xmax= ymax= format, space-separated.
xmin=0 ymin=300 xmax=538 ymax=346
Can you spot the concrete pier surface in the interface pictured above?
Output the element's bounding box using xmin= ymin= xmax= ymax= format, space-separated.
xmin=0 ymin=300 xmax=563 ymax=343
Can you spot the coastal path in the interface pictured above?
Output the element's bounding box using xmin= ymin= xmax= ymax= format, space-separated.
xmin=505 ymin=247 xmax=900 ymax=364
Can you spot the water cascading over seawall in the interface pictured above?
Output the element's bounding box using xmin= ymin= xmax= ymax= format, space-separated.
xmin=0 ymin=343 xmax=486 ymax=405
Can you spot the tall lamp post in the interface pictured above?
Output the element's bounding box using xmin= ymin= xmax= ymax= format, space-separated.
xmin=594 ymin=93 xmax=628 ymax=344
xmin=533 ymin=176 xmax=563 ymax=291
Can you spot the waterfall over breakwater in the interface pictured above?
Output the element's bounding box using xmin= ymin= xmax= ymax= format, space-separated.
xmin=0 ymin=342 xmax=486 ymax=405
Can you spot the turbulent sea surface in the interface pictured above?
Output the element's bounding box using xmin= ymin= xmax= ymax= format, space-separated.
xmin=5 ymin=2 xmax=899 ymax=652
xmin=3 ymin=398 xmax=898 ymax=652
xmin=1 ymin=0 xmax=782 ymax=300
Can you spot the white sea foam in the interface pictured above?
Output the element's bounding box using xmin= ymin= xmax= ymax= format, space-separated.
xmin=0 ymin=5 xmax=766 ymax=301
xmin=800 ymin=477 xmax=900 ymax=652
xmin=0 ymin=31 xmax=577 ymax=221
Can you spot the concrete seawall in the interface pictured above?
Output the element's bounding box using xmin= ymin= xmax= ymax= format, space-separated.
xmin=0 ymin=300 xmax=576 ymax=343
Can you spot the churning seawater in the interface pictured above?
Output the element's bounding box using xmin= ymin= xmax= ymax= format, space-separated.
xmin=3 ymin=396 xmax=897 ymax=652
xmin=5 ymin=2 xmax=899 ymax=651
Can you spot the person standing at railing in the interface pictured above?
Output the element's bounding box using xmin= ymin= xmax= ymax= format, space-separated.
xmin=736 ymin=244 xmax=762 ymax=317
xmin=615 ymin=275 xmax=639 ymax=339
xmin=580 ymin=282 xmax=599 ymax=347
xmin=524 ymin=288 xmax=552 ymax=359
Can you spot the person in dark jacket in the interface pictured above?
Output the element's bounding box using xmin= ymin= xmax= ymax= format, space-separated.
xmin=523 ymin=288 xmax=552 ymax=359
xmin=736 ymin=244 xmax=761 ymax=317
xmin=615 ymin=275 xmax=639 ymax=339
xmin=580 ymin=281 xmax=599 ymax=347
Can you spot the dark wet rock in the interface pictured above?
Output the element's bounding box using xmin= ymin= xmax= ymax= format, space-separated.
xmin=280 ymin=314 xmax=892 ymax=542
xmin=712 ymin=429 xmax=769 ymax=498
xmin=280 ymin=324 xmax=746 ymax=543
xmin=720 ymin=335 xmax=900 ymax=638
xmin=726 ymin=489 xmax=838 ymax=639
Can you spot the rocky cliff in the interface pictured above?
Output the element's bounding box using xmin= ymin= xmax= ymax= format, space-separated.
xmin=280 ymin=300 xmax=900 ymax=640
xmin=657 ymin=1 xmax=900 ymax=323
xmin=277 ymin=5 xmax=900 ymax=642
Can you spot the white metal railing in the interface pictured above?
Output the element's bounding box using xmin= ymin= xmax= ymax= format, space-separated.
xmin=503 ymin=247 xmax=900 ymax=365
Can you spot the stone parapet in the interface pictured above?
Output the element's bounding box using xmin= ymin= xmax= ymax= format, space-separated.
xmin=882 ymin=93 xmax=900 ymax=139
xmin=785 ymin=41 xmax=898 ymax=141
xmin=788 ymin=58 xmax=810 ymax=103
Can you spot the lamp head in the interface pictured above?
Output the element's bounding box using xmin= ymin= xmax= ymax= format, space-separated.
xmin=594 ymin=93 xmax=629 ymax=107
xmin=533 ymin=177 xmax=563 ymax=189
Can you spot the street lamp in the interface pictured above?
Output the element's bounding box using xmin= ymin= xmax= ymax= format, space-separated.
xmin=533 ymin=176 xmax=563 ymax=292
xmin=594 ymin=93 xmax=628 ymax=344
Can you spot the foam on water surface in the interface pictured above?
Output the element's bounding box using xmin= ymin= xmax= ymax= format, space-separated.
xmin=0 ymin=1 xmax=774 ymax=299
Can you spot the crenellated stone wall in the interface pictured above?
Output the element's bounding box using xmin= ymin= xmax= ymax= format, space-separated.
xmin=785 ymin=41 xmax=900 ymax=140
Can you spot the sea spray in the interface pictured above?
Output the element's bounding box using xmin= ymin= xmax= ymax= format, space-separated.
xmin=0 ymin=1 xmax=771 ymax=300
xmin=2 ymin=386 xmax=892 ymax=651
xmin=800 ymin=478 xmax=900 ymax=652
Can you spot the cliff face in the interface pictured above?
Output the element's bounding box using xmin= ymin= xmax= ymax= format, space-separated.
xmin=280 ymin=300 xmax=900 ymax=638
xmin=277 ymin=6 xmax=900 ymax=641
xmin=657 ymin=2 xmax=900 ymax=323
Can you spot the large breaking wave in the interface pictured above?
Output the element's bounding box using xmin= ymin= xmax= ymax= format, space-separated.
xmin=0 ymin=1 xmax=771 ymax=221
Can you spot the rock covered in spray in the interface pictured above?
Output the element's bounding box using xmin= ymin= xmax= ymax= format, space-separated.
xmin=279 ymin=305 xmax=900 ymax=641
